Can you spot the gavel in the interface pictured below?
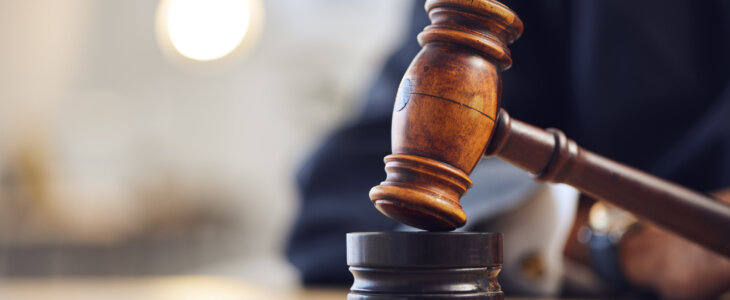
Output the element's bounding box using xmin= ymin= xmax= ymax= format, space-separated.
xmin=369 ymin=0 xmax=730 ymax=257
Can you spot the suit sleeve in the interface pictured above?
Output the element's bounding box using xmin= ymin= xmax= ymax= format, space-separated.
xmin=284 ymin=1 xmax=429 ymax=286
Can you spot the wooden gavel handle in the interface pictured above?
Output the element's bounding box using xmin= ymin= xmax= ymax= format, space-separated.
xmin=485 ymin=110 xmax=730 ymax=257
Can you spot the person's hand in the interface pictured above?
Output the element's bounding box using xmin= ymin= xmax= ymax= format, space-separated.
xmin=619 ymin=189 xmax=730 ymax=299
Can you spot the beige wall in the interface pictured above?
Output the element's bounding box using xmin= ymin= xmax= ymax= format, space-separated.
xmin=0 ymin=0 xmax=411 ymax=287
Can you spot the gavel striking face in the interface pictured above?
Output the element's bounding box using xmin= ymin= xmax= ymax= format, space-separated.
xmin=369 ymin=0 xmax=523 ymax=230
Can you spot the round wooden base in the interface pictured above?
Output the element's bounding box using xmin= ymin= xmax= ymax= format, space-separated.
xmin=346 ymin=232 xmax=503 ymax=299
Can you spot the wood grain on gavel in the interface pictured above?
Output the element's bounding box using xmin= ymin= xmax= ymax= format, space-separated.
xmin=369 ymin=0 xmax=730 ymax=257
xmin=485 ymin=110 xmax=730 ymax=257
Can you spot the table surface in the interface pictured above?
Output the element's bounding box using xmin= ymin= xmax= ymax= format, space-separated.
xmin=0 ymin=276 xmax=343 ymax=300
xmin=0 ymin=276 xmax=571 ymax=300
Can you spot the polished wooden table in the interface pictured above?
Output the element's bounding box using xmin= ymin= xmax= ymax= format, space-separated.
xmin=0 ymin=276 xmax=570 ymax=299
xmin=0 ymin=277 xmax=344 ymax=300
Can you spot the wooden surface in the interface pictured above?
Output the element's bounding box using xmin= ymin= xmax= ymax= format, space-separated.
xmin=366 ymin=0 xmax=730 ymax=257
xmin=347 ymin=232 xmax=503 ymax=298
xmin=0 ymin=276 xmax=571 ymax=300
xmin=485 ymin=110 xmax=730 ymax=257
xmin=0 ymin=277 xmax=344 ymax=300
xmin=369 ymin=0 xmax=523 ymax=231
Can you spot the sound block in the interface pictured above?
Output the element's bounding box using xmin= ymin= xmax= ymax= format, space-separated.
xmin=346 ymin=232 xmax=503 ymax=299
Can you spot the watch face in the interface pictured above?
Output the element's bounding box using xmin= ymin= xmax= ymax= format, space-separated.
xmin=588 ymin=201 xmax=638 ymax=240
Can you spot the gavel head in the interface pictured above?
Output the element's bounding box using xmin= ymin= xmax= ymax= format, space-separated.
xmin=369 ymin=0 xmax=523 ymax=230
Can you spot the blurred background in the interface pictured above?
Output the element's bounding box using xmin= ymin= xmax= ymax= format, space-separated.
xmin=0 ymin=0 xmax=411 ymax=289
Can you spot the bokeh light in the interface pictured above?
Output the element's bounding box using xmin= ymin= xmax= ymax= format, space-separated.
xmin=162 ymin=0 xmax=251 ymax=61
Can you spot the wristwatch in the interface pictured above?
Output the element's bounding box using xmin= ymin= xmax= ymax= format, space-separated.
xmin=584 ymin=201 xmax=641 ymax=287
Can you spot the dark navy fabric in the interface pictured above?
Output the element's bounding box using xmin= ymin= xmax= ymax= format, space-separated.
xmin=285 ymin=0 xmax=730 ymax=289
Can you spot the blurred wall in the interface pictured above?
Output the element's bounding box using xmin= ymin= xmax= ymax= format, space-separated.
xmin=0 ymin=0 xmax=410 ymax=287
